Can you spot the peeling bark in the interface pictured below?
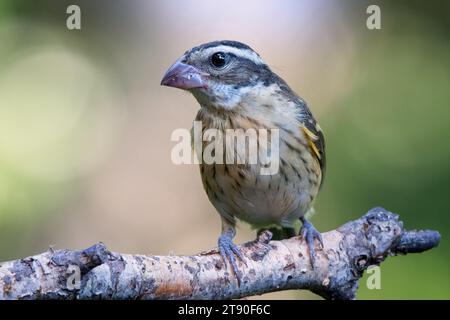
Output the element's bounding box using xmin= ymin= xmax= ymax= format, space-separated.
xmin=0 ymin=207 xmax=440 ymax=300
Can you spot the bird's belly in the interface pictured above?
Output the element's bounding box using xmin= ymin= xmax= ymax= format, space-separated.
xmin=230 ymin=184 xmax=301 ymax=227
xmin=201 ymin=162 xmax=318 ymax=228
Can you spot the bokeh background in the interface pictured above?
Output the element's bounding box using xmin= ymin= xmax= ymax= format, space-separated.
xmin=0 ymin=0 xmax=449 ymax=299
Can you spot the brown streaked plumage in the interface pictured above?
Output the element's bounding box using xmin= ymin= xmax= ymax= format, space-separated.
xmin=161 ymin=40 xmax=325 ymax=284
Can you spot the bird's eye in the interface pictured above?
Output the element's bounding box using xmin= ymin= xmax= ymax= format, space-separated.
xmin=210 ymin=52 xmax=228 ymax=68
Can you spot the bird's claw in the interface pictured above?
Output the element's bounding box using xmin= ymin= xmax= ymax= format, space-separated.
xmin=300 ymin=219 xmax=323 ymax=267
xmin=218 ymin=234 xmax=246 ymax=285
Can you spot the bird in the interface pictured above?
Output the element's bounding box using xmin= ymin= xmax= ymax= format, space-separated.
xmin=161 ymin=40 xmax=325 ymax=284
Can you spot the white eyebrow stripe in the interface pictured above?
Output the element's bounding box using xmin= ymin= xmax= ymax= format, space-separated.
xmin=200 ymin=45 xmax=265 ymax=65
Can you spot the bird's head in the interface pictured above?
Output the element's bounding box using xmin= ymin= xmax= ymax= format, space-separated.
xmin=161 ymin=40 xmax=279 ymax=110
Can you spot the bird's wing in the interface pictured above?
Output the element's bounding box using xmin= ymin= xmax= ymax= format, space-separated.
xmin=299 ymin=109 xmax=326 ymax=188
xmin=274 ymin=78 xmax=326 ymax=187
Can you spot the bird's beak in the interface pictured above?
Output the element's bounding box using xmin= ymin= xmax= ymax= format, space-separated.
xmin=161 ymin=59 xmax=207 ymax=90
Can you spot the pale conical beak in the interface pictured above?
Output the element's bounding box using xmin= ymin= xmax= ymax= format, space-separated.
xmin=160 ymin=59 xmax=207 ymax=90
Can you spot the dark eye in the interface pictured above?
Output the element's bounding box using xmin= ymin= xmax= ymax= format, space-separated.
xmin=210 ymin=52 xmax=228 ymax=68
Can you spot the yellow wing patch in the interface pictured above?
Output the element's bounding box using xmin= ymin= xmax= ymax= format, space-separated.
xmin=302 ymin=125 xmax=322 ymax=160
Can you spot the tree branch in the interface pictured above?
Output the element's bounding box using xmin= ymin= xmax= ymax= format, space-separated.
xmin=0 ymin=207 xmax=440 ymax=300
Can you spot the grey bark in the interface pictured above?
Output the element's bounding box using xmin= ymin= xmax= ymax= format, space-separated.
xmin=0 ymin=207 xmax=440 ymax=300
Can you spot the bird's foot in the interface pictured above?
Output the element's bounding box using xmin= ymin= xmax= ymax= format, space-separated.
xmin=218 ymin=234 xmax=246 ymax=285
xmin=300 ymin=218 xmax=324 ymax=267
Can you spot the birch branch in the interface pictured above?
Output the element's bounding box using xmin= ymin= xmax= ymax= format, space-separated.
xmin=0 ymin=207 xmax=440 ymax=300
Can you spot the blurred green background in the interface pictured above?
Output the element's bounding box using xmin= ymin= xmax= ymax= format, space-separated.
xmin=0 ymin=0 xmax=448 ymax=299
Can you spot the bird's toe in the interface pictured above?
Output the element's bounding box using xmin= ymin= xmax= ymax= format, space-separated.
xmin=218 ymin=235 xmax=246 ymax=285
xmin=300 ymin=219 xmax=323 ymax=267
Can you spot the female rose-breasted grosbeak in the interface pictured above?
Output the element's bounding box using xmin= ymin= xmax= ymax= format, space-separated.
xmin=161 ymin=40 xmax=325 ymax=283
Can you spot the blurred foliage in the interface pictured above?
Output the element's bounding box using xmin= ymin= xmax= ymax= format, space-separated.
xmin=316 ymin=1 xmax=450 ymax=299
xmin=0 ymin=2 xmax=122 ymax=258
xmin=0 ymin=0 xmax=449 ymax=299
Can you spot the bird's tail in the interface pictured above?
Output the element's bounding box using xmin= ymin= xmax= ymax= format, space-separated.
xmin=257 ymin=226 xmax=296 ymax=241
xmin=257 ymin=207 xmax=316 ymax=241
